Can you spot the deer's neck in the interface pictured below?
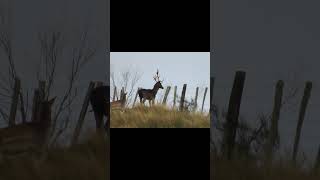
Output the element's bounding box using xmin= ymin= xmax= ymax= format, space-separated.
xmin=152 ymin=85 xmax=160 ymax=96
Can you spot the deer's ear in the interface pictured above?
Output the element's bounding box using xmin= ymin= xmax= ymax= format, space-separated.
xmin=48 ymin=96 xmax=57 ymax=105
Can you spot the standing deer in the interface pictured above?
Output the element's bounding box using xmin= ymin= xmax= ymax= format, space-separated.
xmin=90 ymin=86 xmax=109 ymax=132
xmin=111 ymin=91 xmax=127 ymax=110
xmin=138 ymin=70 xmax=164 ymax=106
xmin=0 ymin=97 xmax=56 ymax=158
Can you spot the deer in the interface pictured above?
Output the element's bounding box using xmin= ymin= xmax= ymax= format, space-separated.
xmin=90 ymin=85 xmax=109 ymax=133
xmin=138 ymin=69 xmax=164 ymax=106
xmin=0 ymin=97 xmax=56 ymax=159
xmin=111 ymin=91 xmax=127 ymax=110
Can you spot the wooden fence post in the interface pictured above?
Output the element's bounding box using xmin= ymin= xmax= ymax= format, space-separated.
xmin=194 ymin=87 xmax=199 ymax=111
xmin=266 ymin=80 xmax=284 ymax=160
xmin=201 ymin=87 xmax=208 ymax=112
xmin=314 ymin=145 xmax=320 ymax=171
xmin=71 ymin=82 xmax=95 ymax=145
xmin=38 ymin=80 xmax=46 ymax=101
xmin=133 ymin=88 xmax=140 ymax=106
xmin=19 ymin=90 xmax=26 ymax=123
xmin=113 ymin=86 xmax=117 ymax=101
xmin=120 ymin=87 xmax=125 ymax=101
xmin=37 ymin=80 xmax=46 ymax=123
xmin=162 ymin=86 xmax=171 ymax=105
xmin=222 ymin=71 xmax=246 ymax=160
xmin=31 ymin=89 xmax=40 ymax=122
xmin=292 ymin=81 xmax=312 ymax=162
xmin=173 ymin=86 xmax=177 ymax=108
xmin=179 ymin=84 xmax=187 ymax=111
xmin=119 ymin=87 xmax=124 ymax=101
xmin=210 ymin=77 xmax=215 ymax=112
xmin=8 ymin=77 xmax=21 ymax=127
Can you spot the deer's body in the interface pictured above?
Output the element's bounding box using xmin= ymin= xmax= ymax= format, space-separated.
xmin=138 ymin=70 xmax=164 ymax=106
xmin=0 ymin=123 xmax=46 ymax=151
xmin=138 ymin=83 xmax=163 ymax=105
xmin=0 ymin=98 xmax=55 ymax=158
xmin=90 ymin=86 xmax=109 ymax=131
xmin=111 ymin=92 xmax=126 ymax=109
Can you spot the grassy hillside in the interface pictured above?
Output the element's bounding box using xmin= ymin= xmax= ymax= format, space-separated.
xmin=0 ymin=132 xmax=109 ymax=180
xmin=111 ymin=105 xmax=210 ymax=128
xmin=211 ymin=153 xmax=320 ymax=180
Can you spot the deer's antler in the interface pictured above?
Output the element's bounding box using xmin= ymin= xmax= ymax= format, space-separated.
xmin=153 ymin=69 xmax=161 ymax=82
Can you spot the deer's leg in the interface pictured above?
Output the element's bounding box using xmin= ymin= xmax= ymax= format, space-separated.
xmin=149 ymin=100 xmax=152 ymax=107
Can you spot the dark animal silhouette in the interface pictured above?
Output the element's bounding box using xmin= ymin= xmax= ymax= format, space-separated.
xmin=111 ymin=92 xmax=127 ymax=109
xmin=0 ymin=97 xmax=56 ymax=155
xmin=90 ymin=86 xmax=109 ymax=131
xmin=138 ymin=70 xmax=164 ymax=106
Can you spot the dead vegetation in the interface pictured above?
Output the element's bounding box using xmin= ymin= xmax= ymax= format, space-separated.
xmin=111 ymin=105 xmax=209 ymax=128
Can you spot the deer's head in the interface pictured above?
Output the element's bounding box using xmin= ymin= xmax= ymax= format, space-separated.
xmin=154 ymin=81 xmax=164 ymax=89
xmin=153 ymin=69 xmax=164 ymax=89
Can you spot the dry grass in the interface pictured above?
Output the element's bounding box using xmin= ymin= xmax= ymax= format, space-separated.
xmin=211 ymin=153 xmax=320 ymax=180
xmin=0 ymin=132 xmax=109 ymax=180
xmin=111 ymin=105 xmax=210 ymax=128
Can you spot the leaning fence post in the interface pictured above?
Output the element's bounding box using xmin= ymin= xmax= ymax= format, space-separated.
xmin=162 ymin=86 xmax=171 ymax=105
xmin=19 ymin=90 xmax=27 ymax=123
xmin=210 ymin=77 xmax=215 ymax=112
xmin=292 ymin=81 xmax=312 ymax=163
xmin=133 ymin=88 xmax=140 ymax=106
xmin=173 ymin=86 xmax=177 ymax=108
xmin=314 ymin=145 xmax=320 ymax=171
xmin=266 ymin=80 xmax=284 ymax=160
xmin=179 ymin=84 xmax=187 ymax=111
xmin=194 ymin=87 xmax=199 ymax=111
xmin=36 ymin=80 xmax=46 ymax=123
xmin=201 ymin=87 xmax=208 ymax=112
xmin=113 ymin=86 xmax=117 ymax=101
xmin=71 ymin=82 xmax=95 ymax=145
xmin=222 ymin=71 xmax=246 ymax=160
xmin=8 ymin=77 xmax=21 ymax=127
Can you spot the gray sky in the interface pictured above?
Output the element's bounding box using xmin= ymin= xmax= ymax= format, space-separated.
xmin=111 ymin=52 xmax=210 ymax=112
xmin=212 ymin=0 xmax=320 ymax=161
xmin=0 ymin=0 xmax=109 ymax=140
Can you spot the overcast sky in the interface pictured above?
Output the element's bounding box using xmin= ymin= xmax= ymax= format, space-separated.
xmin=0 ymin=0 xmax=109 ymax=139
xmin=212 ymin=0 xmax=320 ymax=161
xmin=111 ymin=52 xmax=210 ymax=112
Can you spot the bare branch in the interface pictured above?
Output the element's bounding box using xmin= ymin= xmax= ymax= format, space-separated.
xmin=50 ymin=31 xmax=95 ymax=140
xmin=38 ymin=32 xmax=64 ymax=99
